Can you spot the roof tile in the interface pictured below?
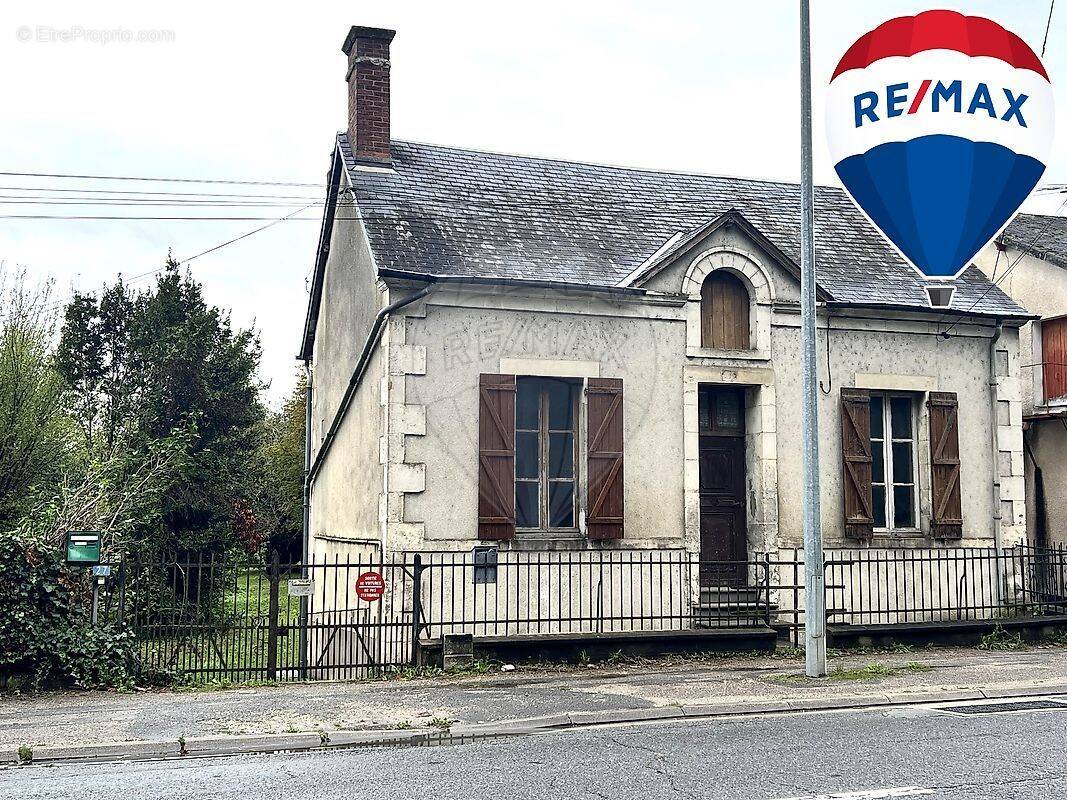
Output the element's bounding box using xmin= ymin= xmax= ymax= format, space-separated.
xmin=342 ymin=135 xmax=1028 ymax=317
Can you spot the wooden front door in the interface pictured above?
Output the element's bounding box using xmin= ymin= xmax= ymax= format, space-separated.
xmin=698 ymin=386 xmax=747 ymax=587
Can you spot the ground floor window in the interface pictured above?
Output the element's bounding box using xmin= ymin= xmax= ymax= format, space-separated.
xmin=515 ymin=377 xmax=580 ymax=531
xmin=870 ymin=393 xmax=918 ymax=530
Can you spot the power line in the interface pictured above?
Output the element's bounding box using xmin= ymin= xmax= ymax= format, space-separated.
xmin=938 ymin=197 xmax=1067 ymax=337
xmin=0 ymin=169 xmax=323 ymax=188
xmin=0 ymin=203 xmax=317 ymax=323
xmin=0 ymin=185 xmax=324 ymax=201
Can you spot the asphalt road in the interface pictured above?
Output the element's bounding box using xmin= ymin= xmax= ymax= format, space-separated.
xmin=5 ymin=700 xmax=1067 ymax=800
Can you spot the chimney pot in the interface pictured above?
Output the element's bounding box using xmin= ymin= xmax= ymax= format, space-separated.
xmin=342 ymin=26 xmax=396 ymax=164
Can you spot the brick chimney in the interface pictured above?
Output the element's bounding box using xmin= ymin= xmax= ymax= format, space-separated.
xmin=342 ymin=26 xmax=396 ymax=164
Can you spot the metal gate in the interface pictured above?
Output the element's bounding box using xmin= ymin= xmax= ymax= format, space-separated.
xmin=104 ymin=552 xmax=424 ymax=683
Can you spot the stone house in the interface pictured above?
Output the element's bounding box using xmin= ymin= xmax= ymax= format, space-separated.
xmin=975 ymin=214 xmax=1067 ymax=547
xmin=300 ymin=27 xmax=1032 ymax=610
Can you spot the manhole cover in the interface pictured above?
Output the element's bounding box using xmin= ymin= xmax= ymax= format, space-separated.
xmin=935 ymin=699 xmax=1067 ymax=716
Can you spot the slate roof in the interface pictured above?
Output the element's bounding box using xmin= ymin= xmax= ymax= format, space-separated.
xmin=337 ymin=134 xmax=1028 ymax=318
xmin=1000 ymin=213 xmax=1067 ymax=271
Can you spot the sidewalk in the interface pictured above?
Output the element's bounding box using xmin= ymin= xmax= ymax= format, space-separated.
xmin=4 ymin=644 xmax=1067 ymax=762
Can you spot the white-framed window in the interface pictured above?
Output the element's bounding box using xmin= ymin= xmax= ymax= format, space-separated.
xmin=869 ymin=393 xmax=919 ymax=531
xmin=514 ymin=376 xmax=580 ymax=532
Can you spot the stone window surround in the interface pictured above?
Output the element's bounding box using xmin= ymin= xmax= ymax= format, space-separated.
xmin=681 ymin=247 xmax=775 ymax=361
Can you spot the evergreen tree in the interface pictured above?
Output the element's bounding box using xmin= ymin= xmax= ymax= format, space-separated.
xmin=56 ymin=258 xmax=264 ymax=553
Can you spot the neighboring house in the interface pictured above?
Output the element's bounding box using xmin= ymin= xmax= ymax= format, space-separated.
xmin=301 ymin=27 xmax=1032 ymax=603
xmin=975 ymin=214 xmax=1067 ymax=547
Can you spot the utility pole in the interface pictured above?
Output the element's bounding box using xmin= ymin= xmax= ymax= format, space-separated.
xmin=799 ymin=0 xmax=827 ymax=678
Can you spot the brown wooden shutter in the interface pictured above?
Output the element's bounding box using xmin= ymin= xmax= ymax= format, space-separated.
xmin=478 ymin=373 xmax=516 ymax=540
xmin=840 ymin=388 xmax=874 ymax=541
xmin=700 ymin=272 xmax=751 ymax=350
xmin=1042 ymin=317 xmax=1067 ymax=401
xmin=928 ymin=391 xmax=963 ymax=539
xmin=586 ymin=378 xmax=624 ymax=540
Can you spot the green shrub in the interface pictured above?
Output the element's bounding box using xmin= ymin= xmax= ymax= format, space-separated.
xmin=0 ymin=531 xmax=142 ymax=689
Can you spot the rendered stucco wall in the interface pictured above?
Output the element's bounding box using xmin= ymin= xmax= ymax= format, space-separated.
xmin=975 ymin=243 xmax=1067 ymax=545
xmin=310 ymin=221 xmax=1024 ymax=556
xmin=308 ymin=207 xmax=385 ymax=548
xmin=772 ymin=315 xmax=1017 ymax=547
xmin=1028 ymin=419 xmax=1067 ymax=546
xmin=403 ymin=290 xmax=687 ymax=549
xmin=974 ymin=245 xmax=1066 ymax=413
xmin=394 ymin=289 xmax=1017 ymax=551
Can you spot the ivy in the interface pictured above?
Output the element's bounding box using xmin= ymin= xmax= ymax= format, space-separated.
xmin=0 ymin=531 xmax=144 ymax=690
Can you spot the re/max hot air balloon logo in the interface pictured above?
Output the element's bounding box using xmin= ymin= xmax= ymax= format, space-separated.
xmin=826 ymin=10 xmax=1055 ymax=300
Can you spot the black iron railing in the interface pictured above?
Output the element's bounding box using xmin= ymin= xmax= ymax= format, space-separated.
xmin=92 ymin=544 xmax=1067 ymax=683
xmin=412 ymin=550 xmax=773 ymax=641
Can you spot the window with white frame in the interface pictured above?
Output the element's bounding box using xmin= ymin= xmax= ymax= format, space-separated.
xmin=869 ymin=394 xmax=918 ymax=531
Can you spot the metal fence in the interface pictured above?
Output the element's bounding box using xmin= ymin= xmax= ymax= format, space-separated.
xmin=414 ymin=549 xmax=772 ymax=639
xmin=774 ymin=545 xmax=1067 ymax=644
xmin=103 ymin=551 xmax=418 ymax=683
xmin=95 ymin=544 xmax=1067 ymax=683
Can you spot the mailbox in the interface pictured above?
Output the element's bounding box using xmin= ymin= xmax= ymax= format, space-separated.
xmin=65 ymin=531 xmax=102 ymax=565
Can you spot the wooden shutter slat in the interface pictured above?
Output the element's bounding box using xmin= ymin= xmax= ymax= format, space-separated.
xmin=478 ymin=374 xmax=516 ymax=540
xmin=840 ymin=387 xmax=874 ymax=541
xmin=928 ymin=391 xmax=963 ymax=539
xmin=586 ymin=378 xmax=624 ymax=541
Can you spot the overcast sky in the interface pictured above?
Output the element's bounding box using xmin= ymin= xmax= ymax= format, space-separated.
xmin=2 ymin=1 xmax=1063 ymax=404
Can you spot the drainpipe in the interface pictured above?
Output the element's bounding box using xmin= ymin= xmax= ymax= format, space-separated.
xmin=989 ymin=319 xmax=1004 ymax=550
xmin=306 ymin=285 xmax=434 ymax=492
xmin=988 ymin=319 xmax=1007 ymax=607
xmin=299 ymin=361 xmax=312 ymax=680
xmin=302 ymin=363 xmax=313 ymax=567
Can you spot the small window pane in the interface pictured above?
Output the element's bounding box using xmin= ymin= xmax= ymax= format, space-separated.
xmin=515 ymin=482 xmax=539 ymax=528
xmin=516 ymin=381 xmax=539 ymax=430
xmin=698 ymin=390 xmax=712 ymax=432
xmin=549 ymin=432 xmax=573 ymax=479
xmin=893 ymin=486 xmax=915 ymax=528
xmin=869 ymin=396 xmax=884 ymax=438
xmin=549 ymin=481 xmax=574 ymax=528
xmin=890 ymin=397 xmax=912 ymax=439
xmin=891 ymin=442 xmax=914 ymax=484
xmin=714 ymin=390 xmax=742 ymax=430
xmin=516 ymin=432 xmax=539 ymax=479
xmin=873 ymin=485 xmax=887 ymax=528
xmin=872 ymin=445 xmax=885 ymax=484
xmin=547 ymin=380 xmax=575 ymax=430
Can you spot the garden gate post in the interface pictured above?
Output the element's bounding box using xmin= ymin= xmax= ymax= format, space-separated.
xmin=267 ymin=550 xmax=280 ymax=680
xmin=410 ymin=554 xmax=425 ymax=666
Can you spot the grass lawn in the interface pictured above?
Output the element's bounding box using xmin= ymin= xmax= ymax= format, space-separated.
xmin=136 ymin=568 xmax=305 ymax=683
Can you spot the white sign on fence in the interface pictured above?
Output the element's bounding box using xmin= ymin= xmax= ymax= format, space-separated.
xmin=287 ymin=578 xmax=314 ymax=597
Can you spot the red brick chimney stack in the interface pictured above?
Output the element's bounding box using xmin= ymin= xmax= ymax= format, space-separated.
xmin=342 ymin=26 xmax=396 ymax=164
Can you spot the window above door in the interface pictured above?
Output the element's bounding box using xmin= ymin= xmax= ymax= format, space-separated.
xmin=700 ymin=271 xmax=752 ymax=350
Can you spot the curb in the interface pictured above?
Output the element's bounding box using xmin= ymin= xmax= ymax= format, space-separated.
xmin=11 ymin=682 xmax=1067 ymax=767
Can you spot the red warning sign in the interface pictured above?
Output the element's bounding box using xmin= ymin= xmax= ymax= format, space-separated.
xmin=355 ymin=571 xmax=385 ymax=602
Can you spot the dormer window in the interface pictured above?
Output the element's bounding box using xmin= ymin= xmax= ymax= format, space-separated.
xmin=700 ymin=271 xmax=751 ymax=349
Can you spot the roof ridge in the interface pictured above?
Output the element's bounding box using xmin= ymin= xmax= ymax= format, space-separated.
xmin=387 ymin=136 xmax=848 ymax=193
